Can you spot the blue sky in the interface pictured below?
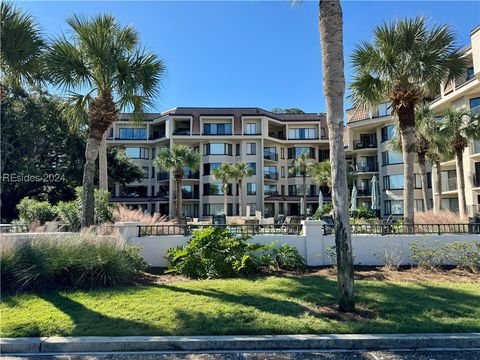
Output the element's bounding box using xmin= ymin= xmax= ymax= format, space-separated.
xmin=18 ymin=1 xmax=480 ymax=113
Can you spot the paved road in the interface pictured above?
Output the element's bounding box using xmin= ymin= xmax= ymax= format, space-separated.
xmin=3 ymin=350 xmax=480 ymax=360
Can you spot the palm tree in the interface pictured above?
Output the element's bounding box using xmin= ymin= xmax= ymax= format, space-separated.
xmin=311 ymin=160 xmax=332 ymax=190
xmin=154 ymin=144 xmax=200 ymax=221
xmin=440 ymin=107 xmax=480 ymax=217
xmin=231 ymin=162 xmax=254 ymax=216
xmin=45 ymin=14 xmax=166 ymax=227
xmin=212 ymin=163 xmax=235 ymax=216
xmin=289 ymin=151 xmax=312 ymax=216
xmin=0 ymin=1 xmax=45 ymax=89
xmin=319 ymin=0 xmax=354 ymax=312
xmin=350 ymin=17 xmax=465 ymax=225
xmin=388 ymin=104 xmax=441 ymax=211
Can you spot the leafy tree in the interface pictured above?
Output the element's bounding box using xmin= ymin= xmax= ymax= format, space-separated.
xmin=107 ymin=147 xmax=144 ymax=187
xmin=45 ymin=14 xmax=166 ymax=227
xmin=440 ymin=107 xmax=480 ymax=217
xmin=350 ymin=17 xmax=464 ymax=224
xmin=271 ymin=107 xmax=305 ymax=114
xmin=0 ymin=2 xmax=45 ymax=89
xmin=154 ymin=144 xmax=200 ymax=221
xmin=212 ymin=163 xmax=235 ymax=216
xmin=231 ymin=162 xmax=254 ymax=216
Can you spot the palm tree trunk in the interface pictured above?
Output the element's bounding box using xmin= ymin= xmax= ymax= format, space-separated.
xmin=175 ymin=178 xmax=183 ymax=221
xmin=223 ymin=183 xmax=228 ymax=216
xmin=98 ymin=132 xmax=108 ymax=190
xmin=238 ymin=180 xmax=243 ymax=217
xmin=455 ymin=148 xmax=467 ymax=218
xmin=81 ymin=136 xmax=101 ymax=227
xmin=319 ymin=0 xmax=354 ymax=313
xmin=417 ymin=152 xmax=430 ymax=211
xmin=397 ymin=105 xmax=416 ymax=226
xmin=303 ymin=174 xmax=307 ymax=216
xmin=435 ymin=160 xmax=443 ymax=212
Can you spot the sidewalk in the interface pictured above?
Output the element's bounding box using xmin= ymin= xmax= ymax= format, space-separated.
xmin=2 ymin=333 xmax=480 ymax=354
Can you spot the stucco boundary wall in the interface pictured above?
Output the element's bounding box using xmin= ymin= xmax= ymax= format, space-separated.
xmin=115 ymin=221 xmax=480 ymax=267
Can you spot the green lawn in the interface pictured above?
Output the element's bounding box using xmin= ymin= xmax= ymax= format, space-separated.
xmin=1 ymin=275 xmax=479 ymax=337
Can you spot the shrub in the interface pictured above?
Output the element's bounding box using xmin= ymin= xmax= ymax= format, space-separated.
xmin=443 ymin=241 xmax=480 ymax=273
xmin=166 ymin=227 xmax=274 ymax=278
xmin=112 ymin=206 xmax=169 ymax=224
xmin=350 ymin=206 xmax=375 ymax=219
xmin=374 ymin=241 xmax=405 ymax=270
xmin=54 ymin=201 xmax=81 ymax=231
xmin=409 ymin=238 xmax=445 ymax=270
xmin=0 ymin=234 xmax=147 ymax=292
xmin=415 ymin=210 xmax=468 ymax=224
xmin=267 ymin=244 xmax=306 ymax=271
xmin=312 ymin=203 xmax=333 ymax=220
xmin=16 ymin=198 xmax=56 ymax=225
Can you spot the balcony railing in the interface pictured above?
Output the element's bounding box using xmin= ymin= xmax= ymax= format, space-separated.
xmin=184 ymin=172 xmax=200 ymax=179
xmin=354 ymin=163 xmax=379 ymax=172
xmin=268 ymin=132 xmax=286 ymax=140
xmin=263 ymin=152 xmax=278 ymax=161
xmin=354 ymin=140 xmax=377 ymax=150
xmin=357 ymin=188 xmax=372 ymax=196
xmin=442 ymin=177 xmax=457 ymax=192
xmin=180 ymin=191 xmax=200 ymax=199
xmin=264 ymin=190 xmax=279 ymax=196
xmin=157 ymin=172 xmax=169 ymax=181
xmin=172 ymin=129 xmax=191 ymax=135
xmin=264 ymin=173 xmax=279 ymax=180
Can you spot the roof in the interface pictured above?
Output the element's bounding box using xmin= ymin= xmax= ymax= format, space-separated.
xmin=346 ymin=107 xmax=370 ymax=123
xmin=119 ymin=107 xmax=326 ymax=123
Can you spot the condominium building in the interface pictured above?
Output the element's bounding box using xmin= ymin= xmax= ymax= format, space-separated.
xmin=107 ymin=108 xmax=330 ymax=218
xmin=430 ymin=26 xmax=480 ymax=216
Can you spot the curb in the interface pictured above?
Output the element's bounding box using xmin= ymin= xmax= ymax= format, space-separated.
xmin=2 ymin=333 xmax=480 ymax=354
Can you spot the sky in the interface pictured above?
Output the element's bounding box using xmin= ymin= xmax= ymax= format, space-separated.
xmin=16 ymin=0 xmax=480 ymax=113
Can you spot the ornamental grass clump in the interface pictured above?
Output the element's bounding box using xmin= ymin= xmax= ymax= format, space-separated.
xmin=0 ymin=234 xmax=147 ymax=292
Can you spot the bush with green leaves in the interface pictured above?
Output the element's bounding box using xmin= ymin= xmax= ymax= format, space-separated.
xmin=54 ymin=200 xmax=81 ymax=231
xmin=443 ymin=241 xmax=480 ymax=273
xmin=1 ymin=234 xmax=147 ymax=292
xmin=267 ymin=244 xmax=306 ymax=271
xmin=312 ymin=203 xmax=333 ymax=220
xmin=166 ymin=227 xmax=275 ymax=278
xmin=409 ymin=238 xmax=445 ymax=270
xmin=16 ymin=198 xmax=56 ymax=225
xmin=350 ymin=206 xmax=375 ymax=219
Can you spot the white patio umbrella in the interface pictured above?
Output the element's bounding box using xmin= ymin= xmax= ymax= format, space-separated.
xmin=371 ymin=175 xmax=380 ymax=212
xmin=300 ymin=197 xmax=305 ymax=216
xmin=350 ymin=184 xmax=358 ymax=211
xmin=318 ymin=190 xmax=324 ymax=209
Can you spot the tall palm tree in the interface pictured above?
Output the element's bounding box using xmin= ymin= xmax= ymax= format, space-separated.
xmin=311 ymin=160 xmax=332 ymax=190
xmin=154 ymin=144 xmax=200 ymax=221
xmin=350 ymin=17 xmax=465 ymax=224
xmin=319 ymin=0 xmax=354 ymax=312
xmin=0 ymin=1 xmax=45 ymax=89
xmin=212 ymin=163 xmax=235 ymax=216
xmin=45 ymin=14 xmax=166 ymax=227
xmin=440 ymin=106 xmax=480 ymax=217
xmin=231 ymin=162 xmax=254 ymax=216
xmin=289 ymin=151 xmax=312 ymax=216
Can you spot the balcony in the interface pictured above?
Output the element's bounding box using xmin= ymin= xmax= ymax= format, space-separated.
xmin=354 ymin=163 xmax=379 ymax=172
xmin=264 ymin=173 xmax=279 ymax=181
xmin=172 ymin=129 xmax=191 ymax=136
xmin=157 ymin=172 xmax=169 ymax=181
xmin=180 ymin=191 xmax=200 ymax=199
xmin=156 ymin=191 xmax=169 ymax=197
xmin=268 ymin=132 xmax=286 ymax=140
xmin=357 ymin=188 xmax=372 ymax=196
xmin=263 ymin=152 xmax=278 ymax=161
xmin=264 ymin=190 xmax=279 ymax=196
xmin=149 ymin=133 xmax=165 ymax=140
xmin=442 ymin=177 xmax=457 ymax=192
xmin=183 ymin=171 xmax=200 ymax=180
xmin=354 ymin=139 xmax=377 ymax=150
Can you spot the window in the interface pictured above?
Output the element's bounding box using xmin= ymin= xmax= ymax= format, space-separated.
xmin=281 ymin=166 xmax=285 ymax=178
xmin=287 ymin=147 xmax=315 ymax=159
xmin=264 ymin=185 xmax=277 ymax=195
xmin=288 ymin=128 xmax=318 ymax=140
xmin=181 ymin=185 xmax=193 ymax=198
xmin=247 ymin=143 xmax=256 ymax=155
xmin=203 ymin=183 xmax=231 ymax=195
xmin=203 ymin=143 xmax=232 ymax=155
xmin=281 ymin=185 xmax=285 ymax=195
xmin=319 ymin=149 xmax=329 ymax=161
xmin=466 ymin=67 xmax=475 ymax=81
xmin=288 ymin=185 xmax=314 ymax=196
xmin=142 ymin=166 xmax=149 ymax=179
xmin=441 ymin=198 xmax=459 ymax=213
xmin=381 ymin=125 xmax=395 ymax=142
xmin=264 ymin=166 xmax=277 ymax=180
xmin=203 ymin=123 xmax=232 ymax=135
xmin=383 ymin=175 xmax=403 ymax=190
xmin=151 ymin=167 xmax=155 ymax=179
xmin=119 ymin=127 xmax=147 ymax=140
xmin=427 ymin=172 xmax=432 ymax=189
xmin=414 ymin=199 xmax=424 ymax=212
xmin=377 ymin=102 xmax=389 ymax=117
xmin=203 ymin=163 xmax=221 ymax=176
xmin=236 ymin=144 xmax=240 ymax=156
xmin=414 ymin=174 xmax=422 ymax=189
xmin=281 ymin=148 xmax=285 ymax=159
xmin=247 ymin=183 xmax=256 ymax=195
xmin=151 ymin=148 xmax=156 ymax=159
xmin=203 ymin=204 xmax=232 ymax=216
xmin=125 ymin=147 xmax=149 ymax=159
xmin=245 ymin=123 xmax=257 ymax=135
xmin=384 ymin=200 xmax=403 ymax=215
xmin=382 ymin=150 xmax=402 ymax=166
xmin=264 ymin=147 xmax=277 ymax=161
xmin=470 ymin=97 xmax=480 ymax=114
xmin=320 ymin=127 xmax=327 ymax=139
xmin=247 ymin=162 xmax=256 ymax=175
xmin=246 ymin=203 xmax=256 ymax=216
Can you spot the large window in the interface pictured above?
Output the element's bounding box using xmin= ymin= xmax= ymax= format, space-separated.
xmin=203 ymin=143 xmax=232 ymax=156
xmin=288 ymin=185 xmax=315 ymax=196
xmin=470 ymin=97 xmax=480 ymax=114
xmin=203 ymin=163 xmax=221 ymax=176
xmin=125 ymin=147 xmax=149 ymax=159
xmin=246 ymin=143 xmax=256 ymax=155
xmin=203 ymin=183 xmax=232 ymax=195
xmin=384 ymin=200 xmax=403 ymax=215
xmin=203 ymin=123 xmax=232 ymax=135
xmin=264 ymin=147 xmax=277 ymax=161
xmin=203 ymin=203 xmax=232 ymax=216
xmin=288 ymin=147 xmax=316 ymax=159
xmin=382 ymin=150 xmax=403 ymax=166
xmin=264 ymin=185 xmax=277 ymax=195
xmin=288 ymin=128 xmax=318 ymax=140
xmin=377 ymin=102 xmax=390 ymax=117
xmin=414 ymin=199 xmax=424 ymax=212
xmin=381 ymin=125 xmax=395 ymax=142
xmin=119 ymin=127 xmax=147 ymax=140
xmin=246 ymin=183 xmax=256 ymax=195
xmin=245 ymin=123 xmax=258 ymax=135
xmin=264 ymin=166 xmax=278 ymax=180
xmin=383 ymin=175 xmax=403 ymax=190
xmin=247 ymin=162 xmax=256 ymax=175
xmin=441 ymin=198 xmax=459 ymax=213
